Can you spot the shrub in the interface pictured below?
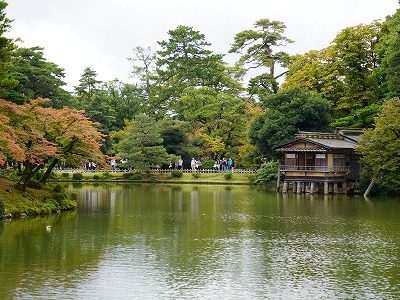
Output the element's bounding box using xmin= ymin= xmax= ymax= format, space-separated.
xmin=192 ymin=173 xmax=200 ymax=179
xmin=92 ymin=175 xmax=100 ymax=180
xmin=130 ymin=174 xmax=144 ymax=180
xmin=122 ymin=172 xmax=143 ymax=180
xmin=254 ymin=160 xmax=279 ymax=185
xmin=52 ymin=184 xmax=64 ymax=193
xmin=27 ymin=179 xmax=42 ymax=189
xmin=61 ymin=172 xmax=70 ymax=178
xmin=72 ymin=173 xmax=83 ymax=181
xmin=102 ymin=172 xmax=111 ymax=179
xmin=122 ymin=172 xmax=133 ymax=179
xmin=171 ymin=170 xmax=183 ymax=178
xmin=70 ymin=192 xmax=78 ymax=201
xmin=224 ymin=173 xmax=233 ymax=180
xmin=0 ymin=199 xmax=5 ymax=216
xmin=34 ymin=170 xmax=44 ymax=180
xmin=201 ymin=159 xmax=215 ymax=169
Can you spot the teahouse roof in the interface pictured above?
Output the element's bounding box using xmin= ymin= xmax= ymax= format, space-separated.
xmin=274 ymin=129 xmax=363 ymax=152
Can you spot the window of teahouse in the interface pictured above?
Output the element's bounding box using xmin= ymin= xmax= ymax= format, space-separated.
xmin=333 ymin=154 xmax=345 ymax=166
xmin=315 ymin=153 xmax=326 ymax=166
xmin=285 ymin=153 xmax=296 ymax=166
xmin=306 ymin=153 xmax=315 ymax=166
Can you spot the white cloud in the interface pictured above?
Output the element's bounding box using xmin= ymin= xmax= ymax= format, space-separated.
xmin=5 ymin=0 xmax=399 ymax=89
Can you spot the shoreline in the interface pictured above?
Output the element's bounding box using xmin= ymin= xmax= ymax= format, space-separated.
xmin=0 ymin=177 xmax=78 ymax=220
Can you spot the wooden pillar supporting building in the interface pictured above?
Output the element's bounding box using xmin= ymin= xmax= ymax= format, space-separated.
xmin=297 ymin=182 xmax=302 ymax=194
xmin=283 ymin=181 xmax=288 ymax=193
xmin=310 ymin=182 xmax=316 ymax=194
xmin=324 ymin=181 xmax=329 ymax=195
xmin=333 ymin=183 xmax=338 ymax=194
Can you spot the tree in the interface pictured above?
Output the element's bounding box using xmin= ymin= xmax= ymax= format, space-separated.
xmin=0 ymin=98 xmax=105 ymax=189
xmin=115 ymin=114 xmax=171 ymax=170
xmin=229 ymin=18 xmax=293 ymax=96
xmin=357 ymin=98 xmax=400 ymax=195
xmin=283 ymin=21 xmax=383 ymax=127
xmin=74 ymin=67 xmax=102 ymax=103
xmin=105 ymin=79 xmax=145 ymax=129
xmin=249 ymin=87 xmax=331 ymax=158
xmin=0 ymin=1 xmax=18 ymax=98
xmin=6 ymin=47 xmax=71 ymax=107
xmin=155 ymin=25 xmax=239 ymax=114
xmin=376 ymin=9 xmax=400 ymax=98
xmin=332 ymin=22 xmax=382 ymax=113
xmin=0 ymin=100 xmax=24 ymax=165
xmin=175 ymin=86 xmax=247 ymax=158
xmin=159 ymin=118 xmax=198 ymax=168
xmin=283 ymin=48 xmax=344 ymax=109
xmin=128 ymin=46 xmax=156 ymax=100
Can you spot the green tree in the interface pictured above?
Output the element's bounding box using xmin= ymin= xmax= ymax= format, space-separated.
xmin=128 ymin=46 xmax=156 ymax=101
xmin=105 ymin=79 xmax=145 ymax=128
xmin=175 ymin=86 xmax=247 ymax=158
xmin=376 ymin=8 xmax=400 ymax=98
xmin=249 ymin=87 xmax=331 ymax=158
xmin=357 ymin=98 xmax=400 ymax=195
xmin=283 ymin=48 xmax=344 ymax=109
xmin=6 ymin=47 xmax=71 ymax=107
xmin=332 ymin=22 xmax=382 ymax=113
xmin=159 ymin=118 xmax=198 ymax=168
xmin=74 ymin=67 xmax=102 ymax=103
xmin=115 ymin=114 xmax=171 ymax=170
xmin=284 ymin=21 xmax=383 ymax=127
xmin=155 ymin=25 xmax=239 ymax=114
xmin=229 ymin=18 xmax=293 ymax=96
xmin=0 ymin=0 xmax=17 ymax=98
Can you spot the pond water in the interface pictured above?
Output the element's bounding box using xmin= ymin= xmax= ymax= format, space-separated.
xmin=1 ymin=183 xmax=400 ymax=299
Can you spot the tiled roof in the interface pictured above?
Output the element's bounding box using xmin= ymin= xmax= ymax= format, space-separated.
xmin=307 ymin=138 xmax=357 ymax=149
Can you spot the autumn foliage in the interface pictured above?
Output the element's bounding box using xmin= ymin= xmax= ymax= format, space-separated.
xmin=0 ymin=98 xmax=106 ymax=189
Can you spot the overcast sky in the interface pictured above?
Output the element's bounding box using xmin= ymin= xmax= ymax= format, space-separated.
xmin=5 ymin=0 xmax=399 ymax=91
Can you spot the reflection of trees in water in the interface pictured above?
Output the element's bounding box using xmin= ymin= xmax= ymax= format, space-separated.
xmin=0 ymin=188 xmax=114 ymax=298
xmin=1 ymin=184 xmax=399 ymax=298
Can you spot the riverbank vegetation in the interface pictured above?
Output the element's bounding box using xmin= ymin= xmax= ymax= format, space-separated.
xmin=51 ymin=171 xmax=254 ymax=185
xmin=0 ymin=176 xmax=77 ymax=218
xmin=0 ymin=0 xmax=400 ymax=194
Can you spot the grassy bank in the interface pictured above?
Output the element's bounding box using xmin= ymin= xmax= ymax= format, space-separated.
xmin=53 ymin=171 xmax=254 ymax=185
xmin=0 ymin=176 xmax=77 ymax=219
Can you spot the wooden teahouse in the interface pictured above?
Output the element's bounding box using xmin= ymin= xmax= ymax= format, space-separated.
xmin=274 ymin=128 xmax=363 ymax=194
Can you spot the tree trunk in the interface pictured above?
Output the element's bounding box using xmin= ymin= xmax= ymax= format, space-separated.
xmin=40 ymin=158 xmax=60 ymax=184
xmin=364 ymin=177 xmax=375 ymax=198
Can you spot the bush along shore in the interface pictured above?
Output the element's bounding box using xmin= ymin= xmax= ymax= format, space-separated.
xmin=0 ymin=176 xmax=77 ymax=220
xmin=52 ymin=171 xmax=255 ymax=185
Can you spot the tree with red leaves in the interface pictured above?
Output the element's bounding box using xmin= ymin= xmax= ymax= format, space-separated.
xmin=0 ymin=98 xmax=106 ymax=190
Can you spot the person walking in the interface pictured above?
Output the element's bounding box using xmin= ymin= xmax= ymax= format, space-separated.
xmin=191 ymin=158 xmax=196 ymax=171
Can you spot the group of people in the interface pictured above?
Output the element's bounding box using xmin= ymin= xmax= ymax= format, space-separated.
xmin=83 ymin=161 xmax=97 ymax=171
xmin=168 ymin=158 xmax=184 ymax=170
xmin=213 ymin=158 xmax=235 ymax=172
xmin=190 ymin=158 xmax=201 ymax=170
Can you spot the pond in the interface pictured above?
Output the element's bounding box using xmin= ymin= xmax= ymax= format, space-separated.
xmin=1 ymin=184 xmax=399 ymax=299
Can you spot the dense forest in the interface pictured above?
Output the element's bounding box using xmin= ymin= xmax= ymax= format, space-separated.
xmin=0 ymin=1 xmax=399 ymax=192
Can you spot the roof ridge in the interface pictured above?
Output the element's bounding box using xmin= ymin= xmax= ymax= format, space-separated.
xmin=296 ymin=132 xmax=343 ymax=139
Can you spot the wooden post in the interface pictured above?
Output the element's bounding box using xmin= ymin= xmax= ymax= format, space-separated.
xmin=342 ymin=182 xmax=347 ymax=194
xmin=324 ymin=181 xmax=329 ymax=195
xmin=276 ymin=168 xmax=281 ymax=192
xmin=333 ymin=183 xmax=338 ymax=194
xmin=297 ymin=182 xmax=302 ymax=194
xmin=310 ymin=182 xmax=315 ymax=194
xmin=283 ymin=181 xmax=288 ymax=193
xmin=292 ymin=182 xmax=296 ymax=193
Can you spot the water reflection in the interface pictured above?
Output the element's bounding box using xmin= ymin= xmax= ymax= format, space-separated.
xmin=0 ymin=184 xmax=399 ymax=299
